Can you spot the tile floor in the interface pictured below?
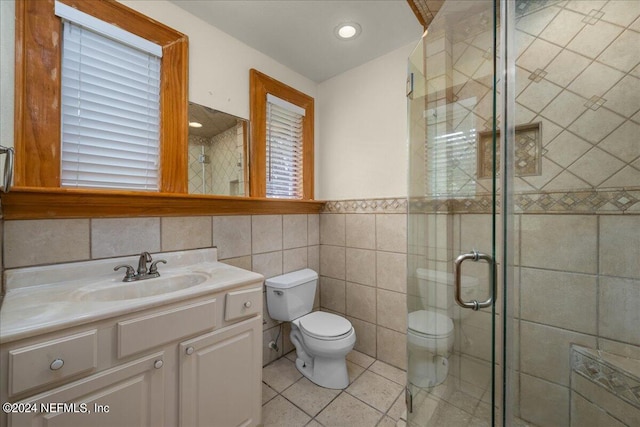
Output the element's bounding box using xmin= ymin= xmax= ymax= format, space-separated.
xmin=262 ymin=350 xmax=407 ymax=427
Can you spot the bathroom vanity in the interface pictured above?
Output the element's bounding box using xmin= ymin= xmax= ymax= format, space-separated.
xmin=0 ymin=248 xmax=263 ymax=427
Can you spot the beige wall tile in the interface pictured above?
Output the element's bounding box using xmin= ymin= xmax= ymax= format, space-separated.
xmin=346 ymin=214 xmax=376 ymax=249
xmin=161 ymin=216 xmax=212 ymax=252
xmin=571 ymin=393 xmax=627 ymax=427
xmin=308 ymin=214 xmax=319 ymax=245
xmin=599 ymin=276 xmax=640 ymax=346
xmin=283 ymin=247 xmax=307 ymax=274
xmin=283 ymin=214 xmax=307 ymax=249
xmin=319 ymin=276 xmax=345 ymax=314
xmin=520 ymin=268 xmax=597 ymax=334
xmin=520 ymin=373 xmax=569 ymax=427
xmin=520 ymin=321 xmax=596 ymax=386
xmin=539 ymin=9 xmax=588 ymax=47
xmin=252 ymin=215 xmax=282 ymax=254
xmin=377 ymin=251 xmax=407 ymax=293
xmin=5 ymin=219 xmax=90 ymax=268
xmin=567 ymin=20 xmax=623 ymax=60
xmin=212 ymin=215 xmax=251 ymax=259
xmin=262 ymin=292 xmax=279 ymax=330
xmin=520 ymin=215 xmax=597 ymax=273
xmin=597 ymin=339 xmax=640 ymax=360
xmin=320 ymin=214 xmax=345 ymax=246
xmin=377 ymin=327 xmax=407 ymax=370
xmin=377 ymin=289 xmax=407 ymax=333
xmin=346 ymin=282 xmax=376 ymax=323
xmin=220 ymin=255 xmax=252 ymax=271
xmin=348 ymin=316 xmax=377 ymax=357
xmin=346 ymin=248 xmax=376 ymax=286
xmin=262 ymin=326 xmax=283 ymax=366
xmin=92 ymin=218 xmax=160 ymax=259
xmin=252 ymin=251 xmax=283 ymax=279
xmin=320 ymin=245 xmax=345 ymax=280
xmin=572 ymin=373 xmax=640 ymax=427
xmin=460 ymin=214 xmax=493 ymax=253
xmin=376 ymin=214 xmax=407 ymax=253
xmin=307 ymin=245 xmax=319 ymax=273
xmin=600 ymin=216 xmax=640 ymax=279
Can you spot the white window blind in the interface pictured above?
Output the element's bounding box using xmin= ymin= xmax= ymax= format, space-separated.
xmin=266 ymin=94 xmax=305 ymax=199
xmin=57 ymin=2 xmax=162 ymax=191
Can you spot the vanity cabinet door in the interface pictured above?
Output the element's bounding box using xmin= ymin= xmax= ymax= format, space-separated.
xmin=9 ymin=352 xmax=165 ymax=427
xmin=179 ymin=316 xmax=262 ymax=427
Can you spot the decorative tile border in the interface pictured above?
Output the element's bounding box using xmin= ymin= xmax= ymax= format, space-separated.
xmin=322 ymin=198 xmax=407 ymax=214
xmin=408 ymin=189 xmax=640 ymax=214
xmin=323 ymin=189 xmax=639 ymax=215
xmin=572 ymin=345 xmax=640 ymax=410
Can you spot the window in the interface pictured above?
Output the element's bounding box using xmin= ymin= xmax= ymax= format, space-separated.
xmin=250 ymin=69 xmax=314 ymax=200
xmin=57 ymin=2 xmax=162 ymax=190
xmin=14 ymin=0 xmax=188 ymax=192
xmin=266 ymin=94 xmax=305 ymax=198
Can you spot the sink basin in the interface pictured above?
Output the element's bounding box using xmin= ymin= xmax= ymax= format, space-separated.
xmin=72 ymin=272 xmax=210 ymax=301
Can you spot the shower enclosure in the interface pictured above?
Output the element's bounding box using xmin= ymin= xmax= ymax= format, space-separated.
xmin=406 ymin=0 xmax=639 ymax=425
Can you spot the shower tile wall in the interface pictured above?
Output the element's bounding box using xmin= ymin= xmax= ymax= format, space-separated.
xmin=408 ymin=1 xmax=639 ymax=425
xmin=319 ymin=199 xmax=409 ymax=370
xmin=1 ymin=214 xmax=320 ymax=368
xmin=188 ymin=124 xmax=246 ymax=196
xmin=511 ymin=2 xmax=640 ymax=425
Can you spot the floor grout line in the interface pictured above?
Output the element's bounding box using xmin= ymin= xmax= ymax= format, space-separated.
xmin=263 ymin=351 xmax=408 ymax=426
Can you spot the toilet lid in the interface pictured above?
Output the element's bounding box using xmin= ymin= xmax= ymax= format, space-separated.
xmin=299 ymin=311 xmax=352 ymax=339
xmin=408 ymin=310 xmax=453 ymax=336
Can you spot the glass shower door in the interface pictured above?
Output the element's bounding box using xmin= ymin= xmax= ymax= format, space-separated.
xmin=406 ymin=0 xmax=503 ymax=425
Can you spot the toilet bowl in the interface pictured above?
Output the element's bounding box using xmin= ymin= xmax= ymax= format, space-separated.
xmin=408 ymin=309 xmax=454 ymax=387
xmin=266 ymin=269 xmax=356 ymax=389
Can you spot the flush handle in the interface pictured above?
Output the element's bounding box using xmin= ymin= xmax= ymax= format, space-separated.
xmin=454 ymin=250 xmax=496 ymax=310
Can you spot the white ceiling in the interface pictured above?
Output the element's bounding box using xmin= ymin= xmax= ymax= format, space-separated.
xmin=169 ymin=0 xmax=423 ymax=82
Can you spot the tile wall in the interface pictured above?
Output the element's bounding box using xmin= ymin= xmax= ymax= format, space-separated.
xmin=570 ymin=345 xmax=640 ymax=427
xmin=319 ymin=199 xmax=409 ymax=370
xmin=409 ymin=1 xmax=639 ymax=424
xmin=1 ymin=214 xmax=320 ymax=367
xmin=188 ymin=122 xmax=246 ymax=196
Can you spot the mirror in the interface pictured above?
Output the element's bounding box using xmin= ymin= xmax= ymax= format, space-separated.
xmin=187 ymin=102 xmax=249 ymax=196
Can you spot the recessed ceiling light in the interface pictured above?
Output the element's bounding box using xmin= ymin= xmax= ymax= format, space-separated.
xmin=189 ymin=121 xmax=203 ymax=128
xmin=335 ymin=22 xmax=361 ymax=40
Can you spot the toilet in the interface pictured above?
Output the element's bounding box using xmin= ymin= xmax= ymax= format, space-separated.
xmin=265 ymin=269 xmax=356 ymax=389
xmin=407 ymin=268 xmax=478 ymax=387
xmin=407 ymin=309 xmax=454 ymax=387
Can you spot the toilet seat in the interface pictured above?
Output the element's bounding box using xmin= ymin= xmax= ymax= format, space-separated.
xmin=408 ymin=310 xmax=453 ymax=338
xmin=298 ymin=311 xmax=353 ymax=341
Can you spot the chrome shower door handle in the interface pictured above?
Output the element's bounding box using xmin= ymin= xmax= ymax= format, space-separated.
xmin=454 ymin=250 xmax=496 ymax=310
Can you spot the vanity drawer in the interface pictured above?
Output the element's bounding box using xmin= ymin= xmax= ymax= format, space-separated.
xmin=225 ymin=287 xmax=262 ymax=322
xmin=8 ymin=330 xmax=98 ymax=397
xmin=118 ymin=298 xmax=217 ymax=358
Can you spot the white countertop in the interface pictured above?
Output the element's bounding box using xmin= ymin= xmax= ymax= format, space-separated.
xmin=0 ymin=248 xmax=264 ymax=343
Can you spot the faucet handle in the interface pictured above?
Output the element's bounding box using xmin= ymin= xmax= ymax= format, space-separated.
xmin=149 ymin=259 xmax=167 ymax=274
xmin=114 ymin=264 xmax=136 ymax=281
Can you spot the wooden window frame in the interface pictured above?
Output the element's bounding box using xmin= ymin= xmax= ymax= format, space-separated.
xmin=249 ymin=69 xmax=314 ymax=200
xmin=14 ymin=0 xmax=188 ymax=192
xmin=5 ymin=1 xmax=324 ymax=218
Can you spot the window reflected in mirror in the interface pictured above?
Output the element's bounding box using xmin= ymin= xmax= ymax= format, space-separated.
xmin=188 ymin=103 xmax=249 ymax=196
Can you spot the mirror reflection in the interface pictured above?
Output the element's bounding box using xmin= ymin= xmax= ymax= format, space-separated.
xmin=188 ymin=102 xmax=249 ymax=196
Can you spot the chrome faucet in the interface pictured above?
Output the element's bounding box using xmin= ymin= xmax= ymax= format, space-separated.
xmin=114 ymin=252 xmax=167 ymax=282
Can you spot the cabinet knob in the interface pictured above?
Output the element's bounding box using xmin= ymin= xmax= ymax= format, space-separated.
xmin=244 ymin=301 xmax=252 ymax=308
xmin=185 ymin=346 xmax=194 ymax=355
xmin=154 ymin=360 xmax=164 ymax=369
xmin=50 ymin=359 xmax=64 ymax=371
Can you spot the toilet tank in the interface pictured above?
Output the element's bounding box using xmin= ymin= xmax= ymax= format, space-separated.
xmin=265 ymin=269 xmax=318 ymax=321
